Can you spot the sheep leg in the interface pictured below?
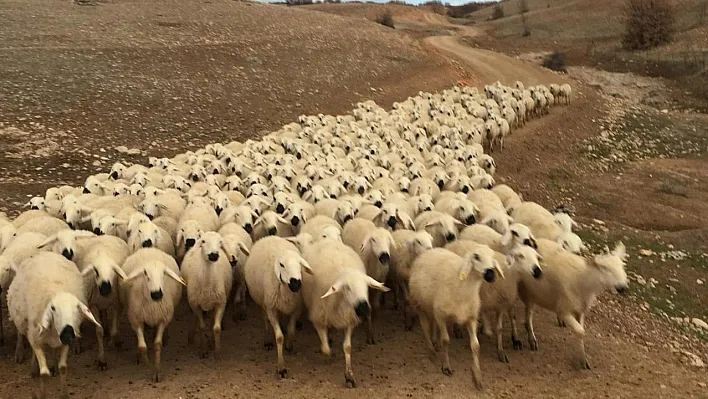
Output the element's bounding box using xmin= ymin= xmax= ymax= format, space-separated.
xmin=508 ymin=309 xmax=522 ymax=350
xmin=557 ymin=316 xmax=566 ymax=328
xmin=284 ymin=310 xmax=299 ymax=353
xmin=232 ymin=283 xmax=247 ymax=322
xmin=365 ymin=312 xmax=376 ymax=345
xmin=153 ymin=323 xmax=166 ymax=382
xmin=262 ymin=309 xmax=274 ymax=350
xmin=453 ymin=323 xmax=465 ymax=340
xmin=213 ymin=304 xmax=226 ymax=360
xmin=93 ymin=305 xmax=107 ymax=371
xmin=58 ymin=344 xmax=70 ymax=399
xmin=188 ymin=310 xmax=197 ymax=345
xmin=314 ymin=324 xmax=331 ymax=357
xmin=524 ymin=305 xmax=538 ymax=351
xmin=266 ymin=309 xmax=287 ymax=378
xmin=465 ymin=319 xmax=483 ymax=390
xmin=402 ymin=283 xmax=415 ymax=331
xmin=563 ymin=313 xmax=590 ymax=370
xmin=15 ymin=333 xmax=26 ymax=363
xmin=481 ymin=313 xmax=493 ymax=337
xmin=109 ymin=307 xmax=122 ymax=349
xmin=343 ymin=325 xmax=356 ymax=389
xmin=135 ymin=324 xmax=149 ymax=366
xmin=194 ymin=310 xmax=209 ymax=359
xmin=31 ymin=346 xmax=50 ymax=399
xmin=495 ymin=312 xmax=508 ymax=363
xmin=418 ymin=313 xmax=436 ymax=359
xmin=435 ymin=316 xmax=452 ymax=376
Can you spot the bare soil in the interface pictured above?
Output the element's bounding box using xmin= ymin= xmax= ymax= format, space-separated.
xmin=1 ymin=2 xmax=707 ymax=399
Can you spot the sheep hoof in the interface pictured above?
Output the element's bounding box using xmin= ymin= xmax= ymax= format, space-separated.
xmin=199 ymin=349 xmax=210 ymax=359
xmin=441 ymin=367 xmax=453 ymax=376
xmin=511 ymin=339 xmax=523 ymax=350
xmin=453 ymin=325 xmax=465 ymax=339
xmin=15 ymin=351 xmax=26 ymax=364
xmin=474 ymin=381 xmax=484 ymax=391
xmin=49 ymin=366 xmax=58 ymax=377
xmin=366 ymin=337 xmax=377 ymax=345
xmin=153 ymin=372 xmax=162 ymax=383
xmin=295 ymin=321 xmax=303 ymax=331
xmin=98 ymin=360 xmax=108 ymax=371
xmin=581 ymin=359 xmax=591 ymax=370
xmin=278 ymin=368 xmax=288 ymax=379
xmin=263 ymin=342 xmax=274 ymax=351
xmin=498 ymin=353 xmax=509 ymax=363
xmin=284 ymin=343 xmax=294 ymax=353
xmin=345 ymin=375 xmax=357 ymax=389
xmin=529 ymin=340 xmax=538 ymax=351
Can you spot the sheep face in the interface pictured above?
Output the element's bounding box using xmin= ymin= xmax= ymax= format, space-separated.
xmin=318 ymin=226 xmax=341 ymax=242
xmin=39 ymin=230 xmax=94 ymax=261
xmin=406 ymin=231 xmax=434 ymax=256
xmin=109 ymin=163 xmax=126 ymax=180
xmin=188 ymin=165 xmax=208 ymax=182
xmin=97 ymin=216 xmax=125 ymax=237
xmin=27 ymin=197 xmax=45 ymax=211
xmin=135 ymin=222 xmax=164 ymax=250
xmin=256 ymin=212 xmax=287 ymax=236
xmin=82 ymin=252 xmax=128 ymax=297
xmin=197 ymin=232 xmax=231 ymax=263
xmin=177 ymin=220 xmax=203 ymax=252
xmin=506 ymin=245 xmax=543 ymax=279
xmin=274 ymin=250 xmax=313 ymax=293
xmin=457 ymin=201 xmax=479 ymax=226
xmin=0 ymin=225 xmax=18 ymax=252
xmin=39 ymin=292 xmax=100 ymax=345
xmin=557 ymin=231 xmax=586 ymax=255
xmin=127 ymin=213 xmax=151 ymax=239
xmin=460 ymin=246 xmax=501 ymax=283
xmin=361 ymin=229 xmax=394 ymax=264
xmin=553 ymin=212 xmax=577 ymax=233
xmin=365 ymin=190 xmax=385 ymax=209
xmin=335 ymin=201 xmax=356 ymax=225
xmin=423 ymin=215 xmax=462 ymax=244
xmin=501 ymin=223 xmax=538 ymax=249
xmin=413 ymin=195 xmax=435 ymax=214
xmin=593 ymin=242 xmax=629 ymax=293
xmin=126 ymin=262 xmax=185 ymax=302
xmin=226 ymin=206 xmax=257 ymax=234
xmin=320 ymin=269 xmax=389 ymax=318
xmin=482 ymin=211 xmax=512 ymax=235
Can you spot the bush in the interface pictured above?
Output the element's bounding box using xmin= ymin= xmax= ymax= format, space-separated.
xmin=447 ymin=2 xmax=496 ymax=18
xmin=491 ymin=4 xmax=505 ymax=20
xmin=542 ymin=51 xmax=567 ymax=72
xmin=376 ymin=11 xmax=395 ymax=28
xmin=519 ymin=0 xmax=529 ymax=13
xmin=622 ymin=0 xmax=675 ymax=50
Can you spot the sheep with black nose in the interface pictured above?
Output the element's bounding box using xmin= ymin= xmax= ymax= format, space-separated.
xmin=180 ymin=232 xmax=233 ymax=359
xmin=341 ymin=218 xmax=395 ymax=344
xmin=120 ymin=248 xmax=185 ymax=382
xmin=301 ymin=238 xmax=389 ymax=388
xmin=409 ymin=246 xmax=501 ymax=390
xmin=8 ymin=252 xmax=101 ymax=399
xmin=244 ymin=236 xmax=314 ymax=378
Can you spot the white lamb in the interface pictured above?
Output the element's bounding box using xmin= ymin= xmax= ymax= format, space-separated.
xmin=510 ymin=201 xmax=562 ymax=240
xmin=120 ymin=248 xmax=185 ymax=382
xmin=7 ymin=252 xmax=101 ymax=399
xmin=244 ymin=236 xmax=314 ymax=378
xmin=301 ymin=238 xmax=389 ymax=388
xmin=389 ymin=230 xmax=434 ymax=330
xmin=414 ymin=211 xmax=465 ymax=247
xmin=408 ymin=247 xmax=500 ymax=390
xmin=180 ymin=232 xmax=233 ymax=359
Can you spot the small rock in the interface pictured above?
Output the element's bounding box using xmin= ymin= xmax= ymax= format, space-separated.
xmin=91 ymin=160 xmax=101 ymax=167
xmin=115 ymin=145 xmax=128 ymax=153
xmin=636 ymin=276 xmax=647 ymax=286
xmin=127 ymin=148 xmax=141 ymax=155
xmin=697 ymin=279 xmax=704 ymax=285
xmin=639 ymin=249 xmax=654 ymax=256
xmin=692 ymin=318 xmax=708 ymax=331
xmin=661 ymin=109 xmax=668 ymax=114
xmin=593 ymin=219 xmax=605 ymax=225
xmin=698 ymin=382 xmax=706 ymax=388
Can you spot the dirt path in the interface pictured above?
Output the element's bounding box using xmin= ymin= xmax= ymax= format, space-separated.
xmin=423 ymin=24 xmax=567 ymax=86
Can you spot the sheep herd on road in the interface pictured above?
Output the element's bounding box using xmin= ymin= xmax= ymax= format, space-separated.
xmin=0 ymin=80 xmax=629 ymax=398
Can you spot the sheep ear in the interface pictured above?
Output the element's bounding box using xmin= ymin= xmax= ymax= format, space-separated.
xmin=300 ymin=259 xmax=315 ymax=275
xmin=320 ymin=279 xmax=345 ymax=298
xmin=237 ymin=241 xmax=251 ymax=256
xmin=423 ymin=220 xmax=441 ymax=229
xmin=38 ymin=303 xmax=53 ymax=335
xmin=493 ymin=260 xmax=505 ymax=280
xmin=452 ymin=219 xmax=466 ymax=227
xmin=79 ymin=302 xmax=102 ymax=328
xmin=301 ymin=212 xmax=308 ymax=223
xmin=254 ymin=216 xmax=263 ymax=226
xmin=176 ymin=229 xmax=184 ymax=246
xmin=277 ymin=215 xmax=289 ymax=225
xmin=37 ymin=235 xmax=58 ymax=249
xmin=359 ymin=235 xmax=371 ymax=252
xmin=81 ymin=265 xmax=94 ymax=277
xmin=366 ymin=276 xmax=390 ymax=292
xmin=124 ymin=268 xmax=143 ymax=283
xmin=112 ymin=264 xmax=128 ymax=280
xmin=220 ymin=241 xmax=235 ymax=262
xmin=164 ymin=267 xmax=187 ymax=287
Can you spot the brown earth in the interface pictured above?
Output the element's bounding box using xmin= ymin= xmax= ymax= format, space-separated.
xmin=1 ymin=2 xmax=708 ymax=399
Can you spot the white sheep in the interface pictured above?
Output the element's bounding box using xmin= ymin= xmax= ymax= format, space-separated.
xmin=510 ymin=201 xmax=562 ymax=240
xmin=120 ymin=248 xmax=185 ymax=382
xmin=244 ymin=236 xmax=313 ymax=378
xmin=7 ymin=252 xmax=101 ymax=399
xmin=301 ymin=238 xmax=389 ymax=388
xmin=408 ymin=247 xmax=500 ymax=390
xmin=253 ymin=211 xmax=294 ymax=240
xmin=341 ymin=218 xmax=395 ymax=344
xmin=414 ymin=210 xmax=465 ymax=247
xmin=491 ymin=184 xmax=522 ymax=209
xmin=314 ymin=198 xmax=356 ymax=226
xmin=16 ymin=216 xmax=70 ymax=237
xmin=389 ymin=230 xmax=434 ymax=329
xmin=128 ymin=220 xmax=175 ymax=257
xmin=518 ymin=241 xmax=628 ymax=369
xmin=180 ymin=232 xmax=233 ymax=359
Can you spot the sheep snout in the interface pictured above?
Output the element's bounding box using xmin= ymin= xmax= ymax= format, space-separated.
xmin=150 ymin=289 xmax=164 ymax=301
xmin=60 ymin=325 xmax=76 ymax=345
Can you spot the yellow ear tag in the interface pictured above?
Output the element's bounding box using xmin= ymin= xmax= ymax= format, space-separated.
xmin=459 ymin=272 xmax=468 ymax=281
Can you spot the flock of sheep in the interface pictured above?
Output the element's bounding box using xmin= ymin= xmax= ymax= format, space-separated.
xmin=0 ymin=80 xmax=630 ymax=397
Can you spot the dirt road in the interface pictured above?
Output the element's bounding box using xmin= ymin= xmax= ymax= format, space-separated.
xmin=424 ymin=25 xmax=567 ymax=86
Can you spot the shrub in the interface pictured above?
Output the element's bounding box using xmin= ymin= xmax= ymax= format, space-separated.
xmin=542 ymin=51 xmax=567 ymax=72
xmin=622 ymin=0 xmax=675 ymax=50
xmin=447 ymin=2 xmax=496 ymax=18
xmin=519 ymin=0 xmax=529 ymax=13
xmin=491 ymin=4 xmax=505 ymax=20
xmin=376 ymin=11 xmax=395 ymax=28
